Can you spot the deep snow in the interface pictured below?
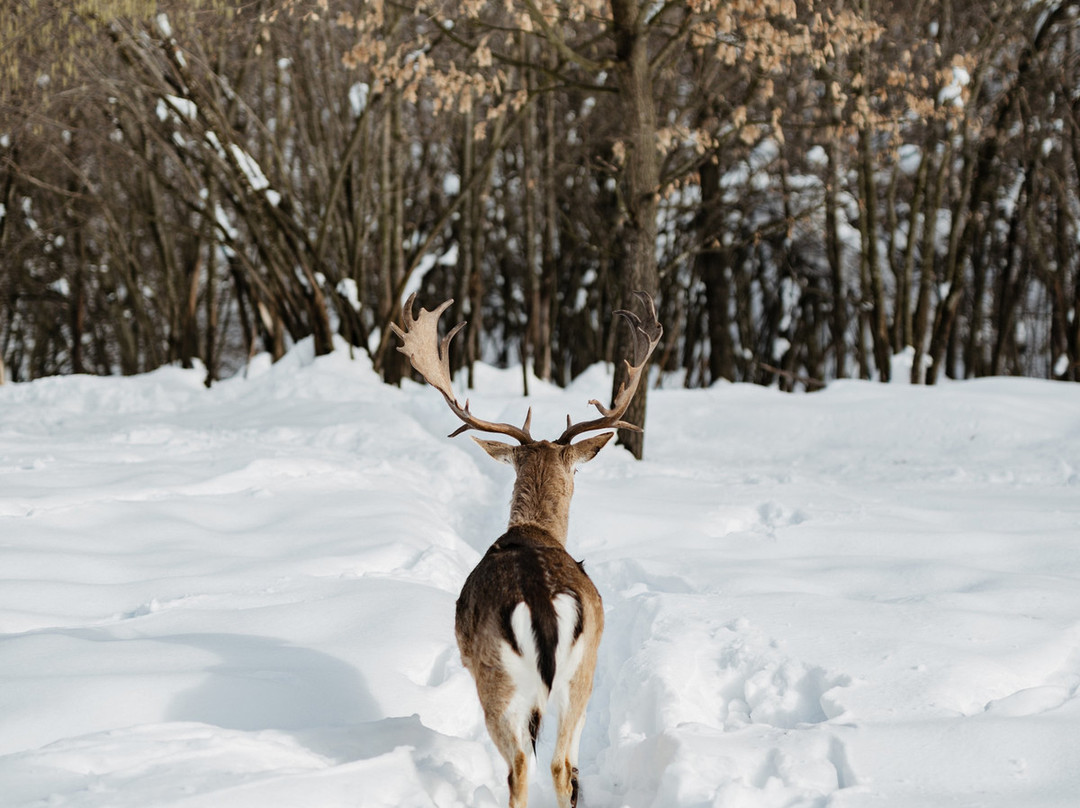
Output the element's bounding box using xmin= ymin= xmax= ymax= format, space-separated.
xmin=1 ymin=341 xmax=1079 ymax=807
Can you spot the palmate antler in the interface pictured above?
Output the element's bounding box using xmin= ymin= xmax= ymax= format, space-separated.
xmin=392 ymin=291 xmax=662 ymax=445
xmin=390 ymin=294 xmax=534 ymax=443
xmin=556 ymin=290 xmax=662 ymax=444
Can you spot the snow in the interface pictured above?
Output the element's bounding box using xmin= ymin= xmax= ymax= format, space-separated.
xmin=898 ymin=143 xmax=922 ymax=176
xmin=1 ymin=346 xmax=1079 ymax=807
xmin=349 ymin=83 xmax=370 ymax=119
xmin=720 ymin=138 xmax=780 ymax=192
xmin=336 ymin=278 xmax=361 ymax=312
xmin=224 ymin=143 xmax=281 ymax=207
xmin=230 ymin=146 xmax=270 ymax=191
xmin=806 ymin=145 xmax=828 ymax=168
xmin=443 ymin=172 xmax=461 ymax=197
xmin=401 ymin=245 xmax=458 ymax=305
xmin=938 ymin=66 xmax=970 ymax=107
xmin=438 ymin=242 xmax=459 ymax=268
xmin=156 ymin=95 xmax=198 ymax=124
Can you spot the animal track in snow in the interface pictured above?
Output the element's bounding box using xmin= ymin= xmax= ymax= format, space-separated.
xmin=727 ymin=659 xmax=849 ymax=729
xmin=715 ymin=625 xmax=852 ymax=730
xmin=700 ymin=500 xmax=808 ymax=540
xmin=602 ymin=597 xmax=851 ymax=744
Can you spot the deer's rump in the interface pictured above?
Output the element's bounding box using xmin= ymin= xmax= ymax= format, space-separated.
xmin=455 ymin=525 xmax=598 ymax=691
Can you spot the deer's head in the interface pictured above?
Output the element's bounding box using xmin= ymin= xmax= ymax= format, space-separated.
xmin=391 ymin=292 xmax=662 ymax=541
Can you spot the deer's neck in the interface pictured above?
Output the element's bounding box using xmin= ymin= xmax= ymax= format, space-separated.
xmin=506 ymin=471 xmax=572 ymax=545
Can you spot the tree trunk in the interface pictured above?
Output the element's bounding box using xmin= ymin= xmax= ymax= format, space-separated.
xmin=910 ymin=135 xmax=951 ymax=383
xmin=378 ymin=91 xmax=406 ymax=383
xmin=609 ymin=0 xmax=661 ymax=459
xmin=824 ymin=120 xmax=847 ymax=378
xmin=895 ymin=144 xmax=930 ymax=352
xmin=203 ymin=201 xmax=219 ymax=386
xmin=537 ymin=80 xmax=558 ymax=383
xmin=857 ymin=126 xmax=891 ymax=381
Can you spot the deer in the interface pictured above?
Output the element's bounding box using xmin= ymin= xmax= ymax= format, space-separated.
xmin=391 ymin=291 xmax=662 ymax=808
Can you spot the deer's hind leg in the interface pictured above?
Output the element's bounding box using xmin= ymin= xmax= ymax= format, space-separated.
xmin=550 ymin=623 xmax=600 ymax=807
xmin=486 ymin=712 xmax=530 ymax=808
xmin=471 ymin=661 xmax=541 ymax=808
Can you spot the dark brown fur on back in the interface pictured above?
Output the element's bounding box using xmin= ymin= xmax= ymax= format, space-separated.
xmin=456 ymin=525 xmax=595 ymax=691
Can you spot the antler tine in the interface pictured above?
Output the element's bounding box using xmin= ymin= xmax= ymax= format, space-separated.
xmin=557 ymin=291 xmax=663 ymax=445
xmin=619 ymin=290 xmax=661 ymax=367
xmin=392 ymin=294 xmax=533 ymax=444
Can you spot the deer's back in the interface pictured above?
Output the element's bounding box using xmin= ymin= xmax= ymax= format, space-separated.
xmin=455 ymin=525 xmax=602 ymax=688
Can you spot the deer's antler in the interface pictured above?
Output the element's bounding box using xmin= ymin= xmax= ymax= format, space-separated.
xmin=556 ymin=290 xmax=663 ymax=445
xmin=391 ymin=294 xmax=534 ymax=443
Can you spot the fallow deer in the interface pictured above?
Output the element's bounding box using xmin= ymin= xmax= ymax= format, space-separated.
xmin=392 ymin=292 xmax=661 ymax=808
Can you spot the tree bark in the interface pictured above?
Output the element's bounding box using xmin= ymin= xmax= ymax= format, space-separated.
xmin=609 ymin=0 xmax=661 ymax=459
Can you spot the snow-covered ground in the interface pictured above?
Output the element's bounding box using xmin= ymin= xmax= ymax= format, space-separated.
xmin=1 ymin=340 xmax=1079 ymax=807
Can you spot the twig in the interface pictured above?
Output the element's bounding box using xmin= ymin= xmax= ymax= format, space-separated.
xmin=758 ymin=361 xmax=826 ymax=391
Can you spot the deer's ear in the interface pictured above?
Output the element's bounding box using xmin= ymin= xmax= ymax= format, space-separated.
xmin=472 ymin=437 xmax=517 ymax=465
xmin=567 ymin=432 xmax=614 ymax=466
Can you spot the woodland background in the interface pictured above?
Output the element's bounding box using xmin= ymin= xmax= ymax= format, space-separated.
xmin=3 ymin=0 xmax=1080 ymax=406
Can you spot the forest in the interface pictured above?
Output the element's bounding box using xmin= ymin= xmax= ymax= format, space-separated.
xmin=3 ymin=0 xmax=1080 ymax=402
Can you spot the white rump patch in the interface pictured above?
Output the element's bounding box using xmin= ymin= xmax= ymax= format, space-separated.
xmin=500 ymin=602 xmax=547 ymax=750
xmin=550 ymin=593 xmax=587 ymax=716
xmin=498 ymin=594 xmax=589 ymax=749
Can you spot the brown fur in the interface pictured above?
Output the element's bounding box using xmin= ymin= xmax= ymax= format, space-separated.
xmin=457 ymin=436 xmax=610 ymax=808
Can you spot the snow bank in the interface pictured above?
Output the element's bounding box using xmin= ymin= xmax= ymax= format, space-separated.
xmin=1 ymin=348 xmax=1078 ymax=807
